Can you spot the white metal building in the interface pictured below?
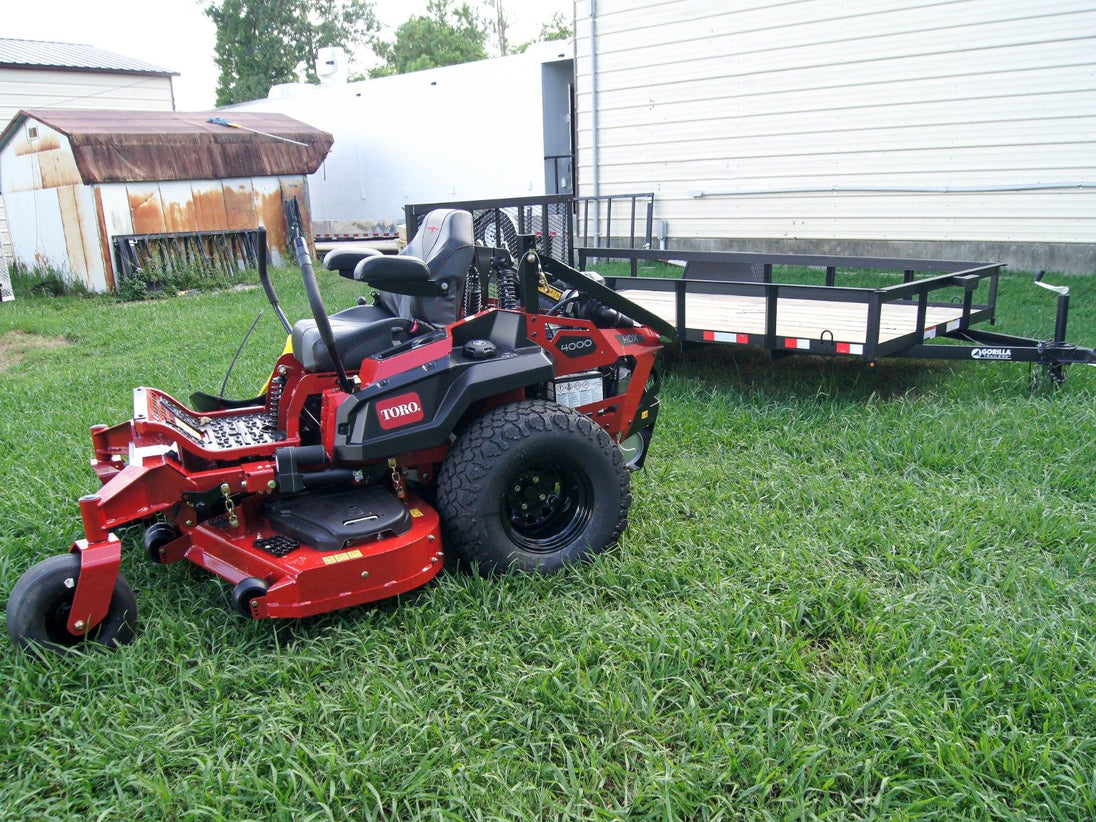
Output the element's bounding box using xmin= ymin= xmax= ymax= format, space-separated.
xmin=574 ymin=1 xmax=1096 ymax=272
xmin=229 ymin=41 xmax=574 ymax=232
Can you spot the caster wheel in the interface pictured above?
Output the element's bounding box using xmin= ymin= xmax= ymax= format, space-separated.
xmin=231 ymin=577 xmax=268 ymax=618
xmin=7 ymin=554 xmax=137 ymax=656
xmin=143 ymin=522 xmax=179 ymax=563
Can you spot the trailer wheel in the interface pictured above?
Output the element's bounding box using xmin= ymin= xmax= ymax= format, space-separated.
xmin=7 ymin=554 xmax=137 ymax=655
xmin=437 ymin=400 xmax=631 ymax=574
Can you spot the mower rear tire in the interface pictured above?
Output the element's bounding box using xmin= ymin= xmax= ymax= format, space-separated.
xmin=437 ymin=400 xmax=631 ymax=574
xmin=7 ymin=553 xmax=137 ymax=655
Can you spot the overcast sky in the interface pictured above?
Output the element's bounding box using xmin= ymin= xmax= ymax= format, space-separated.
xmin=5 ymin=0 xmax=572 ymax=110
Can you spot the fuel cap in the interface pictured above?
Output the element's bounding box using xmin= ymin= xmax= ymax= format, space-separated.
xmin=463 ymin=339 xmax=498 ymax=360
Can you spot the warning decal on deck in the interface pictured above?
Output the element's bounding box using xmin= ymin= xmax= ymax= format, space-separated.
xmin=323 ymin=549 xmax=364 ymax=565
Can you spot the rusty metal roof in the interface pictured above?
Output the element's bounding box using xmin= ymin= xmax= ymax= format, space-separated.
xmin=0 ymin=109 xmax=334 ymax=183
xmin=0 ymin=38 xmax=175 ymax=76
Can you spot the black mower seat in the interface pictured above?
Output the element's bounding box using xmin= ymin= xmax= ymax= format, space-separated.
xmin=291 ymin=209 xmax=474 ymax=374
xmin=292 ymin=305 xmax=412 ymax=373
xmin=376 ymin=208 xmax=475 ymax=326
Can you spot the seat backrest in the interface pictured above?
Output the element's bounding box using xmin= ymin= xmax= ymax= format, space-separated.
xmin=376 ymin=209 xmax=475 ymax=325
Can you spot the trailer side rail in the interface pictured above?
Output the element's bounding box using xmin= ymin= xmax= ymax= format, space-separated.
xmin=585 ymin=247 xmax=1001 ymax=361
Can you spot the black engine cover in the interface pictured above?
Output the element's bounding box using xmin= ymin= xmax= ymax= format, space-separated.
xmin=263 ymin=485 xmax=412 ymax=552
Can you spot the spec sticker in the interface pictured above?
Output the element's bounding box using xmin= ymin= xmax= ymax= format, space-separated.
xmin=539 ymin=283 xmax=564 ymax=301
xmin=971 ymin=348 xmax=1013 ymax=360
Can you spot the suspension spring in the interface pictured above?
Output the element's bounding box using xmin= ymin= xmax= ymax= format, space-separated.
xmin=266 ymin=372 xmax=286 ymax=429
xmin=497 ymin=266 xmax=519 ymax=310
xmin=462 ymin=263 xmax=482 ymax=316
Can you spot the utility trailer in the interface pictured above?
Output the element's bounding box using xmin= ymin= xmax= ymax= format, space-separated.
xmin=581 ymin=247 xmax=1096 ymax=382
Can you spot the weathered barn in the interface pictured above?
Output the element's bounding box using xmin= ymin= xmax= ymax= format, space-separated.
xmin=574 ymin=0 xmax=1096 ymax=273
xmin=0 ymin=109 xmax=333 ymax=291
xmin=0 ymin=37 xmax=178 ymax=291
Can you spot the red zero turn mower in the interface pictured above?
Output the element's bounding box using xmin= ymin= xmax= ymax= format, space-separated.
xmin=7 ymin=209 xmax=674 ymax=655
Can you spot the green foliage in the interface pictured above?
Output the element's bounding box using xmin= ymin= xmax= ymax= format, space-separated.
xmin=9 ymin=265 xmax=93 ymax=299
xmin=114 ymin=259 xmax=248 ymax=302
xmin=370 ymin=0 xmax=487 ymax=77
xmin=524 ymin=10 xmax=572 ymax=49
xmin=537 ymin=10 xmax=573 ymax=42
xmin=205 ymin=0 xmax=377 ymax=105
xmin=2 ymin=266 xmax=1096 ymax=818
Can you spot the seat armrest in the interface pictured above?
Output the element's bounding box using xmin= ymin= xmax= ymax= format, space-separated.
xmin=323 ymin=246 xmax=384 ymax=279
xmin=355 ymin=255 xmax=448 ymax=297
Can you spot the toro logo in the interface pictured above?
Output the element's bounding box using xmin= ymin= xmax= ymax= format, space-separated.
xmin=556 ymin=335 xmax=597 ymax=359
xmin=375 ymin=392 xmax=425 ymax=430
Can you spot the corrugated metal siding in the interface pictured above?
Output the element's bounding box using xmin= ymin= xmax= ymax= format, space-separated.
xmin=0 ymin=198 xmax=11 ymax=262
xmin=5 ymin=175 xmax=309 ymax=291
xmin=0 ymin=194 xmax=10 ymax=300
xmin=0 ymin=110 xmax=320 ymax=288
xmin=0 ymin=52 xmax=178 ymax=278
xmin=0 ymin=39 xmax=174 ymax=76
xmin=0 ymin=109 xmax=333 ymax=184
xmin=574 ymin=0 xmax=1096 ymax=249
xmin=0 ymin=68 xmax=175 ymax=126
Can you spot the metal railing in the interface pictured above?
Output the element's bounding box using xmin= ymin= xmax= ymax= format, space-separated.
xmin=587 ymin=246 xmax=1001 ymax=361
xmin=405 ymin=194 xmax=575 ymax=265
xmin=574 ymin=193 xmax=654 ymax=251
xmin=112 ymin=229 xmax=262 ymax=286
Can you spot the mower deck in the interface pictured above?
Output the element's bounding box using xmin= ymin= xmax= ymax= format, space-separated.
xmin=172 ymin=491 xmax=443 ymax=619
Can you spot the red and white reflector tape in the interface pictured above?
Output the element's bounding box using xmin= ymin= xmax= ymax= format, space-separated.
xmin=703 ymin=331 xmax=751 ymax=344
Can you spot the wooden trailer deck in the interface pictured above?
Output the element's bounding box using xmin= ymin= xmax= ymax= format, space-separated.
xmin=615 ymin=287 xmax=969 ymax=350
xmin=581 ymin=247 xmax=1005 ymax=361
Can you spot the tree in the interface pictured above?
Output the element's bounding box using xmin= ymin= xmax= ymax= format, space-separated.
xmin=513 ymin=10 xmax=573 ymax=54
xmin=534 ymin=11 xmax=572 ymax=43
xmin=486 ymin=0 xmax=510 ymax=57
xmin=487 ymin=4 xmax=570 ymax=58
xmin=206 ymin=0 xmax=378 ymax=105
xmin=370 ymin=0 xmax=488 ymax=77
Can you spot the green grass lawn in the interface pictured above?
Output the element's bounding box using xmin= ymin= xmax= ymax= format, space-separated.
xmin=1 ymin=262 xmax=1094 ymax=820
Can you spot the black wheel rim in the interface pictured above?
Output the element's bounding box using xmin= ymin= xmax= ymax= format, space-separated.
xmin=502 ymin=458 xmax=593 ymax=552
xmin=43 ymin=597 xmax=84 ymax=647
